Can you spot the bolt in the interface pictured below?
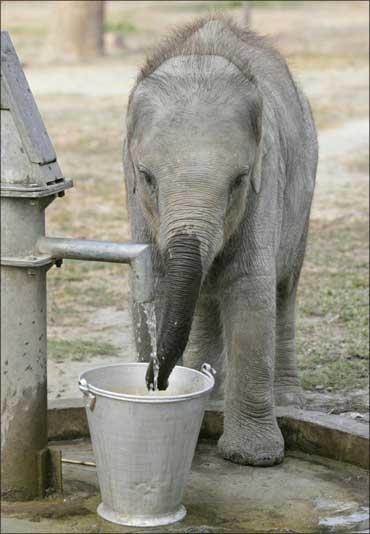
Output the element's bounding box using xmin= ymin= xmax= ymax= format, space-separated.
xmin=55 ymin=259 xmax=63 ymax=268
xmin=58 ymin=191 xmax=65 ymax=198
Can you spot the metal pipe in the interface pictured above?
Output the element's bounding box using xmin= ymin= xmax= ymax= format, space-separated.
xmin=37 ymin=236 xmax=149 ymax=264
xmin=62 ymin=458 xmax=96 ymax=467
xmin=37 ymin=236 xmax=154 ymax=303
xmin=1 ymin=198 xmax=49 ymax=501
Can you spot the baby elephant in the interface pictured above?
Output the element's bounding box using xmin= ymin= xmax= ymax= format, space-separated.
xmin=124 ymin=15 xmax=318 ymax=466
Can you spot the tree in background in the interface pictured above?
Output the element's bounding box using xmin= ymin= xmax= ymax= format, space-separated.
xmin=44 ymin=1 xmax=105 ymax=63
xmin=243 ymin=1 xmax=252 ymax=27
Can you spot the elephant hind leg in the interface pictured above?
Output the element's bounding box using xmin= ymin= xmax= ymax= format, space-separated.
xmin=274 ymin=274 xmax=305 ymax=408
xmin=182 ymin=294 xmax=225 ymax=401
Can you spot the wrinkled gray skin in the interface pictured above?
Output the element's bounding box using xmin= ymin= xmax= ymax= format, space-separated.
xmin=124 ymin=18 xmax=318 ymax=466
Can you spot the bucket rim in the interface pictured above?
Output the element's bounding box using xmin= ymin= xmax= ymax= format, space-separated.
xmin=78 ymin=362 xmax=215 ymax=403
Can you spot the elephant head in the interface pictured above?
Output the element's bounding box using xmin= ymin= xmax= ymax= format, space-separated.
xmin=126 ymin=55 xmax=263 ymax=389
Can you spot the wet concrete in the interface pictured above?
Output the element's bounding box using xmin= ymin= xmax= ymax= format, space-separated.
xmin=1 ymin=439 xmax=368 ymax=533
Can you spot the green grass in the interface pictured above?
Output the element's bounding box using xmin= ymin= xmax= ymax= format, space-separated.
xmin=104 ymin=20 xmax=137 ymax=34
xmin=208 ymin=0 xmax=243 ymax=7
xmin=48 ymin=339 xmax=118 ymax=362
xmin=297 ymin=217 xmax=369 ymax=392
xmin=250 ymin=1 xmax=300 ymax=6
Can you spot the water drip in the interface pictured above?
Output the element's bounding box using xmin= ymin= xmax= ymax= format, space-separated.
xmin=143 ymin=302 xmax=159 ymax=391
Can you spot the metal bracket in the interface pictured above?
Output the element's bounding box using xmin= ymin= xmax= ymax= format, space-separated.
xmin=79 ymin=378 xmax=96 ymax=411
xmin=1 ymin=255 xmax=54 ymax=268
xmin=201 ymin=363 xmax=217 ymax=381
xmin=37 ymin=447 xmax=64 ymax=497
xmin=0 ymin=180 xmax=73 ymax=198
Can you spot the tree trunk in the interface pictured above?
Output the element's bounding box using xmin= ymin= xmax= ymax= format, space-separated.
xmin=243 ymin=1 xmax=252 ymax=27
xmin=44 ymin=1 xmax=105 ymax=63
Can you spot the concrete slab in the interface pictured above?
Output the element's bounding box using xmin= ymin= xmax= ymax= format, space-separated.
xmin=2 ymin=439 xmax=369 ymax=533
xmin=47 ymin=400 xmax=369 ymax=469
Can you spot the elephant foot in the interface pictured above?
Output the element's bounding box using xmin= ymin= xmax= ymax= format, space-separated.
xmin=274 ymin=385 xmax=305 ymax=408
xmin=218 ymin=417 xmax=284 ymax=467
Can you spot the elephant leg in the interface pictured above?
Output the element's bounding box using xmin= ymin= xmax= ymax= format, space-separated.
xmin=274 ymin=277 xmax=305 ymax=407
xmin=183 ymin=294 xmax=225 ymax=400
xmin=218 ymin=277 xmax=284 ymax=466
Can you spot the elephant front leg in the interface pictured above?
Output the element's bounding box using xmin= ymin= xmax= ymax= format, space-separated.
xmin=275 ymin=278 xmax=305 ymax=407
xmin=219 ymin=277 xmax=284 ymax=466
xmin=183 ymin=293 xmax=226 ymax=401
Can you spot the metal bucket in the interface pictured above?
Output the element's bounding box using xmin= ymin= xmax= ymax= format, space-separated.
xmin=78 ymin=362 xmax=215 ymax=527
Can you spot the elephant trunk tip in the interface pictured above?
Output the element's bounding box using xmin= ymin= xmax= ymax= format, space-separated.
xmin=146 ymin=360 xmax=169 ymax=391
xmin=147 ymin=232 xmax=203 ymax=389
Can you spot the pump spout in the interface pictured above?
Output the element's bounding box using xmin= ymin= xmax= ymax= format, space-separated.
xmin=37 ymin=236 xmax=153 ymax=303
xmin=131 ymin=246 xmax=153 ymax=304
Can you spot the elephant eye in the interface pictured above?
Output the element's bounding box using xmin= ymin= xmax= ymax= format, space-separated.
xmin=138 ymin=165 xmax=156 ymax=188
xmin=231 ymin=167 xmax=250 ymax=190
xmin=233 ymin=174 xmax=244 ymax=188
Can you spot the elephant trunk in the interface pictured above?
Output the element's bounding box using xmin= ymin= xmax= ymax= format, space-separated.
xmin=145 ymin=232 xmax=203 ymax=390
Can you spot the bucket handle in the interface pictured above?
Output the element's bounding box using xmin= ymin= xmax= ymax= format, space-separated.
xmin=79 ymin=378 xmax=96 ymax=411
xmin=201 ymin=363 xmax=216 ymax=381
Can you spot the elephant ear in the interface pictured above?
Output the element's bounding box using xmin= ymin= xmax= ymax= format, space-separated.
xmin=123 ymin=138 xmax=137 ymax=195
xmin=251 ymin=105 xmax=264 ymax=195
xmin=251 ymin=140 xmax=263 ymax=194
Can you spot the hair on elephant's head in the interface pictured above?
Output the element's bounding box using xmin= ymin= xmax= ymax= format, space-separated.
xmin=125 ymin=19 xmax=264 ymax=389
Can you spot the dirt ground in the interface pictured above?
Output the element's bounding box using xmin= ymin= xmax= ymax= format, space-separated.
xmin=1 ymin=1 xmax=369 ymax=408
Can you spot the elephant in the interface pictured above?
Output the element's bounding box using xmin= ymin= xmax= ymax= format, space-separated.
xmin=123 ymin=15 xmax=318 ymax=466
